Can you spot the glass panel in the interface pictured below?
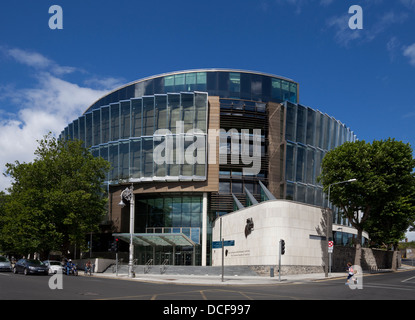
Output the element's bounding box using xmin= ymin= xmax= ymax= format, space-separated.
xmin=167 ymin=135 xmax=180 ymax=177
xmin=251 ymin=74 xmax=262 ymax=100
xmin=232 ymin=182 xmax=243 ymax=194
xmin=286 ymin=182 xmax=295 ymax=200
xmin=195 ymin=92 xmax=207 ymax=133
xmin=185 ymin=73 xmax=196 ymax=91
xmin=93 ymin=109 xmax=100 ymax=145
xmin=196 ymin=72 xmax=207 ymax=91
xmin=285 ymin=143 xmax=295 ymax=181
xmin=296 ymin=105 xmax=306 ymax=144
xmin=109 ymin=142 xmax=119 ymax=181
xmin=73 ymin=119 xmax=79 ymax=140
xmin=271 ymin=78 xmax=282 ymax=101
xmin=153 ymin=136 xmax=166 ymax=177
xmin=120 ymin=101 xmax=131 ymax=139
xmin=296 ymin=184 xmax=306 ymax=203
xmin=296 ymin=145 xmax=306 ymax=182
xmin=168 ymin=93 xmax=181 ymax=132
xmin=290 ymin=83 xmax=297 ymax=103
xmin=306 ymin=108 xmax=315 ymax=146
xmin=119 ymin=141 xmax=129 ymax=180
xmin=130 ymin=139 xmax=141 ymax=179
xmin=181 ymin=93 xmax=194 ymax=132
xmin=110 ymin=103 xmax=120 ymax=141
xmin=306 ymin=186 xmax=315 ymax=205
xmin=143 ymin=96 xmax=155 ymax=136
xmin=306 ymin=147 xmax=315 ymax=184
xmin=174 ymin=74 xmax=185 ymax=91
xmin=181 ymin=137 xmax=194 ymax=177
xmin=101 ymin=106 xmax=110 ymax=144
xmin=172 ymin=198 xmax=182 ymax=227
xmin=68 ymin=123 xmax=73 ymax=140
xmin=315 ymin=112 xmax=322 ymax=149
xmin=155 ymin=95 xmax=167 ymax=131
xmin=131 ymin=98 xmax=142 ymax=138
xmin=281 ymin=80 xmax=290 ymax=101
xmin=229 ymin=72 xmax=240 ymax=96
xmin=164 ymin=75 xmax=174 ymax=92
xmin=142 ymin=138 xmax=153 ymax=177
xmin=79 ymin=116 xmax=85 ymax=147
xmin=285 ymin=103 xmax=296 ymax=142
xmin=219 ymin=181 xmax=230 ymax=193
xmin=181 ymin=197 xmax=191 ymax=227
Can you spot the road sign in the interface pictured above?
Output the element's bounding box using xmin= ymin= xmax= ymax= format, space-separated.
xmin=328 ymin=241 xmax=333 ymax=253
xmin=212 ymin=240 xmax=235 ymax=249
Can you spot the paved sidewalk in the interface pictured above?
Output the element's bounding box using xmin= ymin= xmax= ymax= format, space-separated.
xmin=85 ymin=271 xmax=347 ymax=285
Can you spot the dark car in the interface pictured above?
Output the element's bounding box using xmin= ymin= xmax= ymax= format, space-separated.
xmin=0 ymin=256 xmax=11 ymax=272
xmin=13 ymin=259 xmax=49 ymax=275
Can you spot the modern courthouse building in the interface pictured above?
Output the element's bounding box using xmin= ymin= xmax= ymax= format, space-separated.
xmin=61 ymin=69 xmax=359 ymax=269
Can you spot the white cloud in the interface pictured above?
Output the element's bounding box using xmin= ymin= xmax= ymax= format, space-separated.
xmin=403 ymin=43 xmax=415 ymax=66
xmin=0 ymin=48 xmax=124 ymax=192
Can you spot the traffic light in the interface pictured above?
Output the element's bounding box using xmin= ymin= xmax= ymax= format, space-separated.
xmin=114 ymin=238 xmax=119 ymax=253
xmin=280 ymin=239 xmax=285 ymax=255
xmin=110 ymin=238 xmax=119 ymax=253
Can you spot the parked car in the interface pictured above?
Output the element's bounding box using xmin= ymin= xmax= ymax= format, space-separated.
xmin=43 ymin=260 xmax=63 ymax=274
xmin=13 ymin=259 xmax=49 ymax=275
xmin=0 ymin=256 xmax=11 ymax=272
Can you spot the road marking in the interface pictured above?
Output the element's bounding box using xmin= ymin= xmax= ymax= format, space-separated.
xmin=401 ymin=276 xmax=415 ymax=283
xmin=0 ymin=273 xmax=10 ymax=276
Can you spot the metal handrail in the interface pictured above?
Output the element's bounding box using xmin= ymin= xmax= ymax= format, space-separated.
xmin=160 ymin=259 xmax=169 ymax=274
xmin=144 ymin=259 xmax=153 ymax=274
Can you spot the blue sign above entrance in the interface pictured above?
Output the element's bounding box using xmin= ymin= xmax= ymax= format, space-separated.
xmin=212 ymin=240 xmax=235 ymax=249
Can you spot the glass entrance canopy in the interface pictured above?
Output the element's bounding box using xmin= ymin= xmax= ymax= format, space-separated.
xmin=113 ymin=232 xmax=196 ymax=247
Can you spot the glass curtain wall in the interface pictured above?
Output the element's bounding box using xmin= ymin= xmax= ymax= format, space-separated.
xmin=62 ymin=91 xmax=208 ymax=184
xmin=284 ymin=101 xmax=357 ymax=208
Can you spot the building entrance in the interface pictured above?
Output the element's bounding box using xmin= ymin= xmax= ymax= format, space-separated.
xmin=113 ymin=232 xmax=198 ymax=266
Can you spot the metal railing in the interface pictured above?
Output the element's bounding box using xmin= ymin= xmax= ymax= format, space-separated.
xmin=160 ymin=259 xmax=169 ymax=274
xmin=144 ymin=259 xmax=153 ymax=274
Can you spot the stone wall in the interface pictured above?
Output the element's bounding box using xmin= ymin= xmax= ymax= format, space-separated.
xmin=331 ymin=246 xmax=401 ymax=272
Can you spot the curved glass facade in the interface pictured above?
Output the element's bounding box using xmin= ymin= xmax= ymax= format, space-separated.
xmin=284 ymin=101 xmax=356 ymax=207
xmin=61 ymin=69 xmax=357 ymax=265
xmin=84 ymin=69 xmax=298 ymax=114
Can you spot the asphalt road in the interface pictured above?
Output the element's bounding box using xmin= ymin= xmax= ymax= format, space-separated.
xmin=1 ymin=269 xmax=415 ymax=302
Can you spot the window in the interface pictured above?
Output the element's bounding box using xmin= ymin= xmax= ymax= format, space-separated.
xmin=155 ymin=95 xmax=167 ymax=131
xmin=219 ymin=182 xmax=230 ymax=193
xmin=181 ymin=93 xmax=194 ymax=132
xmin=93 ymin=109 xmax=100 ymax=145
xmin=142 ymin=96 xmax=154 ymax=136
xmin=101 ymin=106 xmax=110 ymax=143
xmin=168 ymin=94 xmax=181 ymax=132
xmin=109 ymin=142 xmax=119 ymax=181
xmin=142 ymin=138 xmax=153 ymax=177
xmin=120 ymin=101 xmax=131 ymax=139
xmin=131 ymin=98 xmax=142 ymax=138
xmin=229 ymin=72 xmax=240 ymax=94
xmin=110 ymin=103 xmax=120 ymax=141
xmin=119 ymin=141 xmax=129 ymax=180
xmin=130 ymin=139 xmax=141 ymax=179
xmin=272 ymin=78 xmax=282 ymax=101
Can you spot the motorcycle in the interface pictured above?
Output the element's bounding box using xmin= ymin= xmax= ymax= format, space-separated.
xmin=65 ymin=264 xmax=78 ymax=276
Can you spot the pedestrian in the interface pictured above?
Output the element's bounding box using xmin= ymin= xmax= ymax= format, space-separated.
xmin=345 ymin=262 xmax=354 ymax=285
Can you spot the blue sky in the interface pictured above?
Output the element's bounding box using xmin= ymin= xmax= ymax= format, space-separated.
xmin=0 ymin=1 xmax=414 ymax=235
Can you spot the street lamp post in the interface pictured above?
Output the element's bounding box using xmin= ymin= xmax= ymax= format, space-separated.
xmin=118 ymin=184 xmax=135 ymax=278
xmin=325 ymin=178 xmax=357 ymax=277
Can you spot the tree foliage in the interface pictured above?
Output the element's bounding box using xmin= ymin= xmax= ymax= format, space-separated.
xmin=0 ymin=134 xmax=110 ymax=257
xmin=319 ymin=139 xmax=415 ymax=265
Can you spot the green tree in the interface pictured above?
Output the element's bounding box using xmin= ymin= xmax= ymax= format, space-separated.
xmin=319 ymin=139 xmax=415 ymax=267
xmin=0 ymin=134 xmax=110 ymax=258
